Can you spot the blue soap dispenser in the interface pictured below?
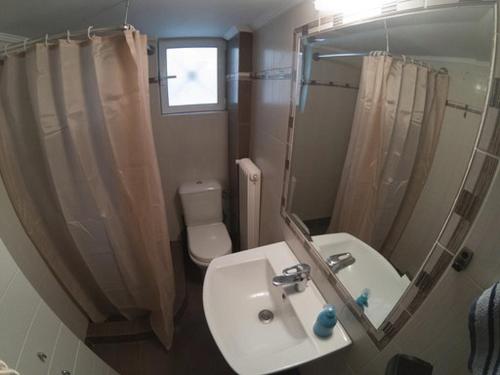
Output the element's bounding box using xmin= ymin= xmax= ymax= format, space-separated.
xmin=356 ymin=288 xmax=370 ymax=311
xmin=313 ymin=304 xmax=337 ymax=338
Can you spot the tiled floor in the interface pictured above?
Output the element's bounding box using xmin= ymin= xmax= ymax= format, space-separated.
xmin=91 ymin=257 xmax=235 ymax=375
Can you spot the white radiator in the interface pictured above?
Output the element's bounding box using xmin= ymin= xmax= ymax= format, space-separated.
xmin=236 ymin=158 xmax=261 ymax=250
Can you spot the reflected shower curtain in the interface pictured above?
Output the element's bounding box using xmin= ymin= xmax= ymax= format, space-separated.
xmin=328 ymin=54 xmax=449 ymax=251
xmin=0 ymin=30 xmax=175 ymax=349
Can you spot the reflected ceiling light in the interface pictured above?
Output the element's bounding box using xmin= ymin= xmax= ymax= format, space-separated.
xmin=314 ymin=0 xmax=384 ymax=21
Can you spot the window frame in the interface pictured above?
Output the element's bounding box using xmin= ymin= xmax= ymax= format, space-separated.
xmin=158 ymin=38 xmax=226 ymax=115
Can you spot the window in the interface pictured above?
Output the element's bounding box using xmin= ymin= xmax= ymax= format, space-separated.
xmin=158 ymin=39 xmax=226 ymax=114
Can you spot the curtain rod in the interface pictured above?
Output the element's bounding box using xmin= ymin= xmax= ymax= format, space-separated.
xmin=1 ymin=24 xmax=134 ymax=58
xmin=313 ymin=52 xmax=368 ymax=60
xmin=313 ymin=50 xmax=447 ymax=74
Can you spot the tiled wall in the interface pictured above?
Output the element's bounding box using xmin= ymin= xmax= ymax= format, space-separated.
xmin=250 ymin=1 xmax=318 ymax=245
xmin=148 ymin=41 xmax=229 ymax=241
xmin=251 ymin=1 xmax=500 ymax=374
xmin=0 ymin=167 xmax=88 ymax=339
xmin=227 ymin=31 xmax=253 ymax=249
xmin=150 ymin=96 xmax=229 ymax=241
xmin=0 ymin=237 xmax=117 ymax=375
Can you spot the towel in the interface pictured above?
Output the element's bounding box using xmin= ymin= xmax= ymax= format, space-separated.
xmin=469 ymin=282 xmax=500 ymax=375
xmin=0 ymin=360 xmax=19 ymax=375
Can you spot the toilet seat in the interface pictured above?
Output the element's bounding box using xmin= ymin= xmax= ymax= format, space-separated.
xmin=187 ymin=222 xmax=232 ymax=264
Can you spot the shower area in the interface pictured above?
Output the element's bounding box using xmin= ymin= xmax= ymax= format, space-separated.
xmin=0 ymin=25 xmax=177 ymax=351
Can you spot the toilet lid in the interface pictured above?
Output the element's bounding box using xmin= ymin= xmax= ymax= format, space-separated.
xmin=187 ymin=223 xmax=232 ymax=263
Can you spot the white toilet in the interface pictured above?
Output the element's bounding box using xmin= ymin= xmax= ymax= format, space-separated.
xmin=179 ymin=180 xmax=232 ymax=269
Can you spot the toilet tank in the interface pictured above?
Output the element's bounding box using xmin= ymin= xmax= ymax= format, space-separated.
xmin=179 ymin=180 xmax=223 ymax=227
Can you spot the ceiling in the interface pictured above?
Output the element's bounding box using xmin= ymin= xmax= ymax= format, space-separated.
xmin=0 ymin=0 xmax=305 ymax=39
xmin=310 ymin=5 xmax=495 ymax=62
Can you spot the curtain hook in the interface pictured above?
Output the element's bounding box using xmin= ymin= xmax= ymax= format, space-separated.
xmin=3 ymin=44 xmax=9 ymax=57
xmin=66 ymin=30 xmax=71 ymax=43
xmin=44 ymin=34 xmax=49 ymax=47
xmin=87 ymin=26 xmax=95 ymax=40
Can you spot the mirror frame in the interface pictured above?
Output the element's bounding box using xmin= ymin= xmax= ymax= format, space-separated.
xmin=280 ymin=0 xmax=499 ymax=349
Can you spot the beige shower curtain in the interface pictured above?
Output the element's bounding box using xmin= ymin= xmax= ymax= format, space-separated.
xmin=328 ymin=54 xmax=449 ymax=251
xmin=0 ymin=30 xmax=175 ymax=349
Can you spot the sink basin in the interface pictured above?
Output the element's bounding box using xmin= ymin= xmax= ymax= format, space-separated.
xmin=313 ymin=233 xmax=411 ymax=329
xmin=203 ymin=242 xmax=351 ymax=374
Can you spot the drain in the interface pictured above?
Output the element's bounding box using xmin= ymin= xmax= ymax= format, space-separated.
xmin=258 ymin=309 xmax=274 ymax=324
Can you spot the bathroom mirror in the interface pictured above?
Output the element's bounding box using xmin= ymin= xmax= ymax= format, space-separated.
xmin=283 ymin=4 xmax=496 ymax=331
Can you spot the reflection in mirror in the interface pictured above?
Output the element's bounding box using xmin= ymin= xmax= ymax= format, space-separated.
xmin=287 ymin=5 xmax=494 ymax=329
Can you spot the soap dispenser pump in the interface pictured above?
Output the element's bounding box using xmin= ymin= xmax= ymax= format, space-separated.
xmin=313 ymin=304 xmax=337 ymax=338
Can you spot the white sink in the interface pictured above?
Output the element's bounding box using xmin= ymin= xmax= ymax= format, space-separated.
xmin=203 ymin=242 xmax=351 ymax=375
xmin=313 ymin=233 xmax=411 ymax=329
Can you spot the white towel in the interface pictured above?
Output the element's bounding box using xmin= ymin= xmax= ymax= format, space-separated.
xmin=0 ymin=360 xmax=19 ymax=375
xmin=469 ymin=282 xmax=500 ymax=375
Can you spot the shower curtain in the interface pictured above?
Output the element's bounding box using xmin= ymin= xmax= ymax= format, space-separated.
xmin=328 ymin=53 xmax=449 ymax=252
xmin=0 ymin=30 xmax=175 ymax=349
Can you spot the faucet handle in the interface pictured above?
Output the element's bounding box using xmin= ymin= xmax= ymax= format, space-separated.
xmin=326 ymin=253 xmax=352 ymax=265
xmin=283 ymin=263 xmax=311 ymax=277
xmin=326 ymin=252 xmax=355 ymax=272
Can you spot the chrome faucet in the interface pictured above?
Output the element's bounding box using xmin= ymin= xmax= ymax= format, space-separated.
xmin=272 ymin=263 xmax=311 ymax=292
xmin=326 ymin=253 xmax=355 ymax=273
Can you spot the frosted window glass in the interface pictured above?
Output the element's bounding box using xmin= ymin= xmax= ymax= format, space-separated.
xmin=166 ymin=47 xmax=218 ymax=106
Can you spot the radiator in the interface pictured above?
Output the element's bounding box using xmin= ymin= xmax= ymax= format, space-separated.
xmin=236 ymin=158 xmax=261 ymax=250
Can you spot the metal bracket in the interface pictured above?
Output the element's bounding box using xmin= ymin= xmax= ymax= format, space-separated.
xmin=452 ymin=247 xmax=474 ymax=272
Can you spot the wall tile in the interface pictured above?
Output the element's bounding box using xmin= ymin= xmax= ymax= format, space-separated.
xmin=0 ymin=238 xmax=17 ymax=299
xmin=260 ymin=182 xmax=286 ymax=245
xmin=252 ymin=128 xmax=287 ymax=244
xmin=463 ymin=166 xmax=500 ymax=289
xmin=478 ymin=107 xmax=500 ymax=156
xmin=49 ymin=324 xmax=80 ymax=375
xmin=407 ymin=244 xmax=453 ymax=314
xmin=273 ymin=79 xmax=293 ymax=143
xmin=438 ymin=212 xmax=461 ymax=247
xmin=16 ymin=302 xmax=60 ymax=374
xmin=239 ymin=32 xmax=254 ymax=73
xmin=395 ymin=268 xmax=481 ymax=374
xmin=239 ymin=80 xmax=253 ymax=123
xmin=358 ymin=341 xmax=403 ymax=375
xmin=443 ymin=151 xmax=498 ymax=253
xmin=0 ymin=272 xmax=40 ymax=366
